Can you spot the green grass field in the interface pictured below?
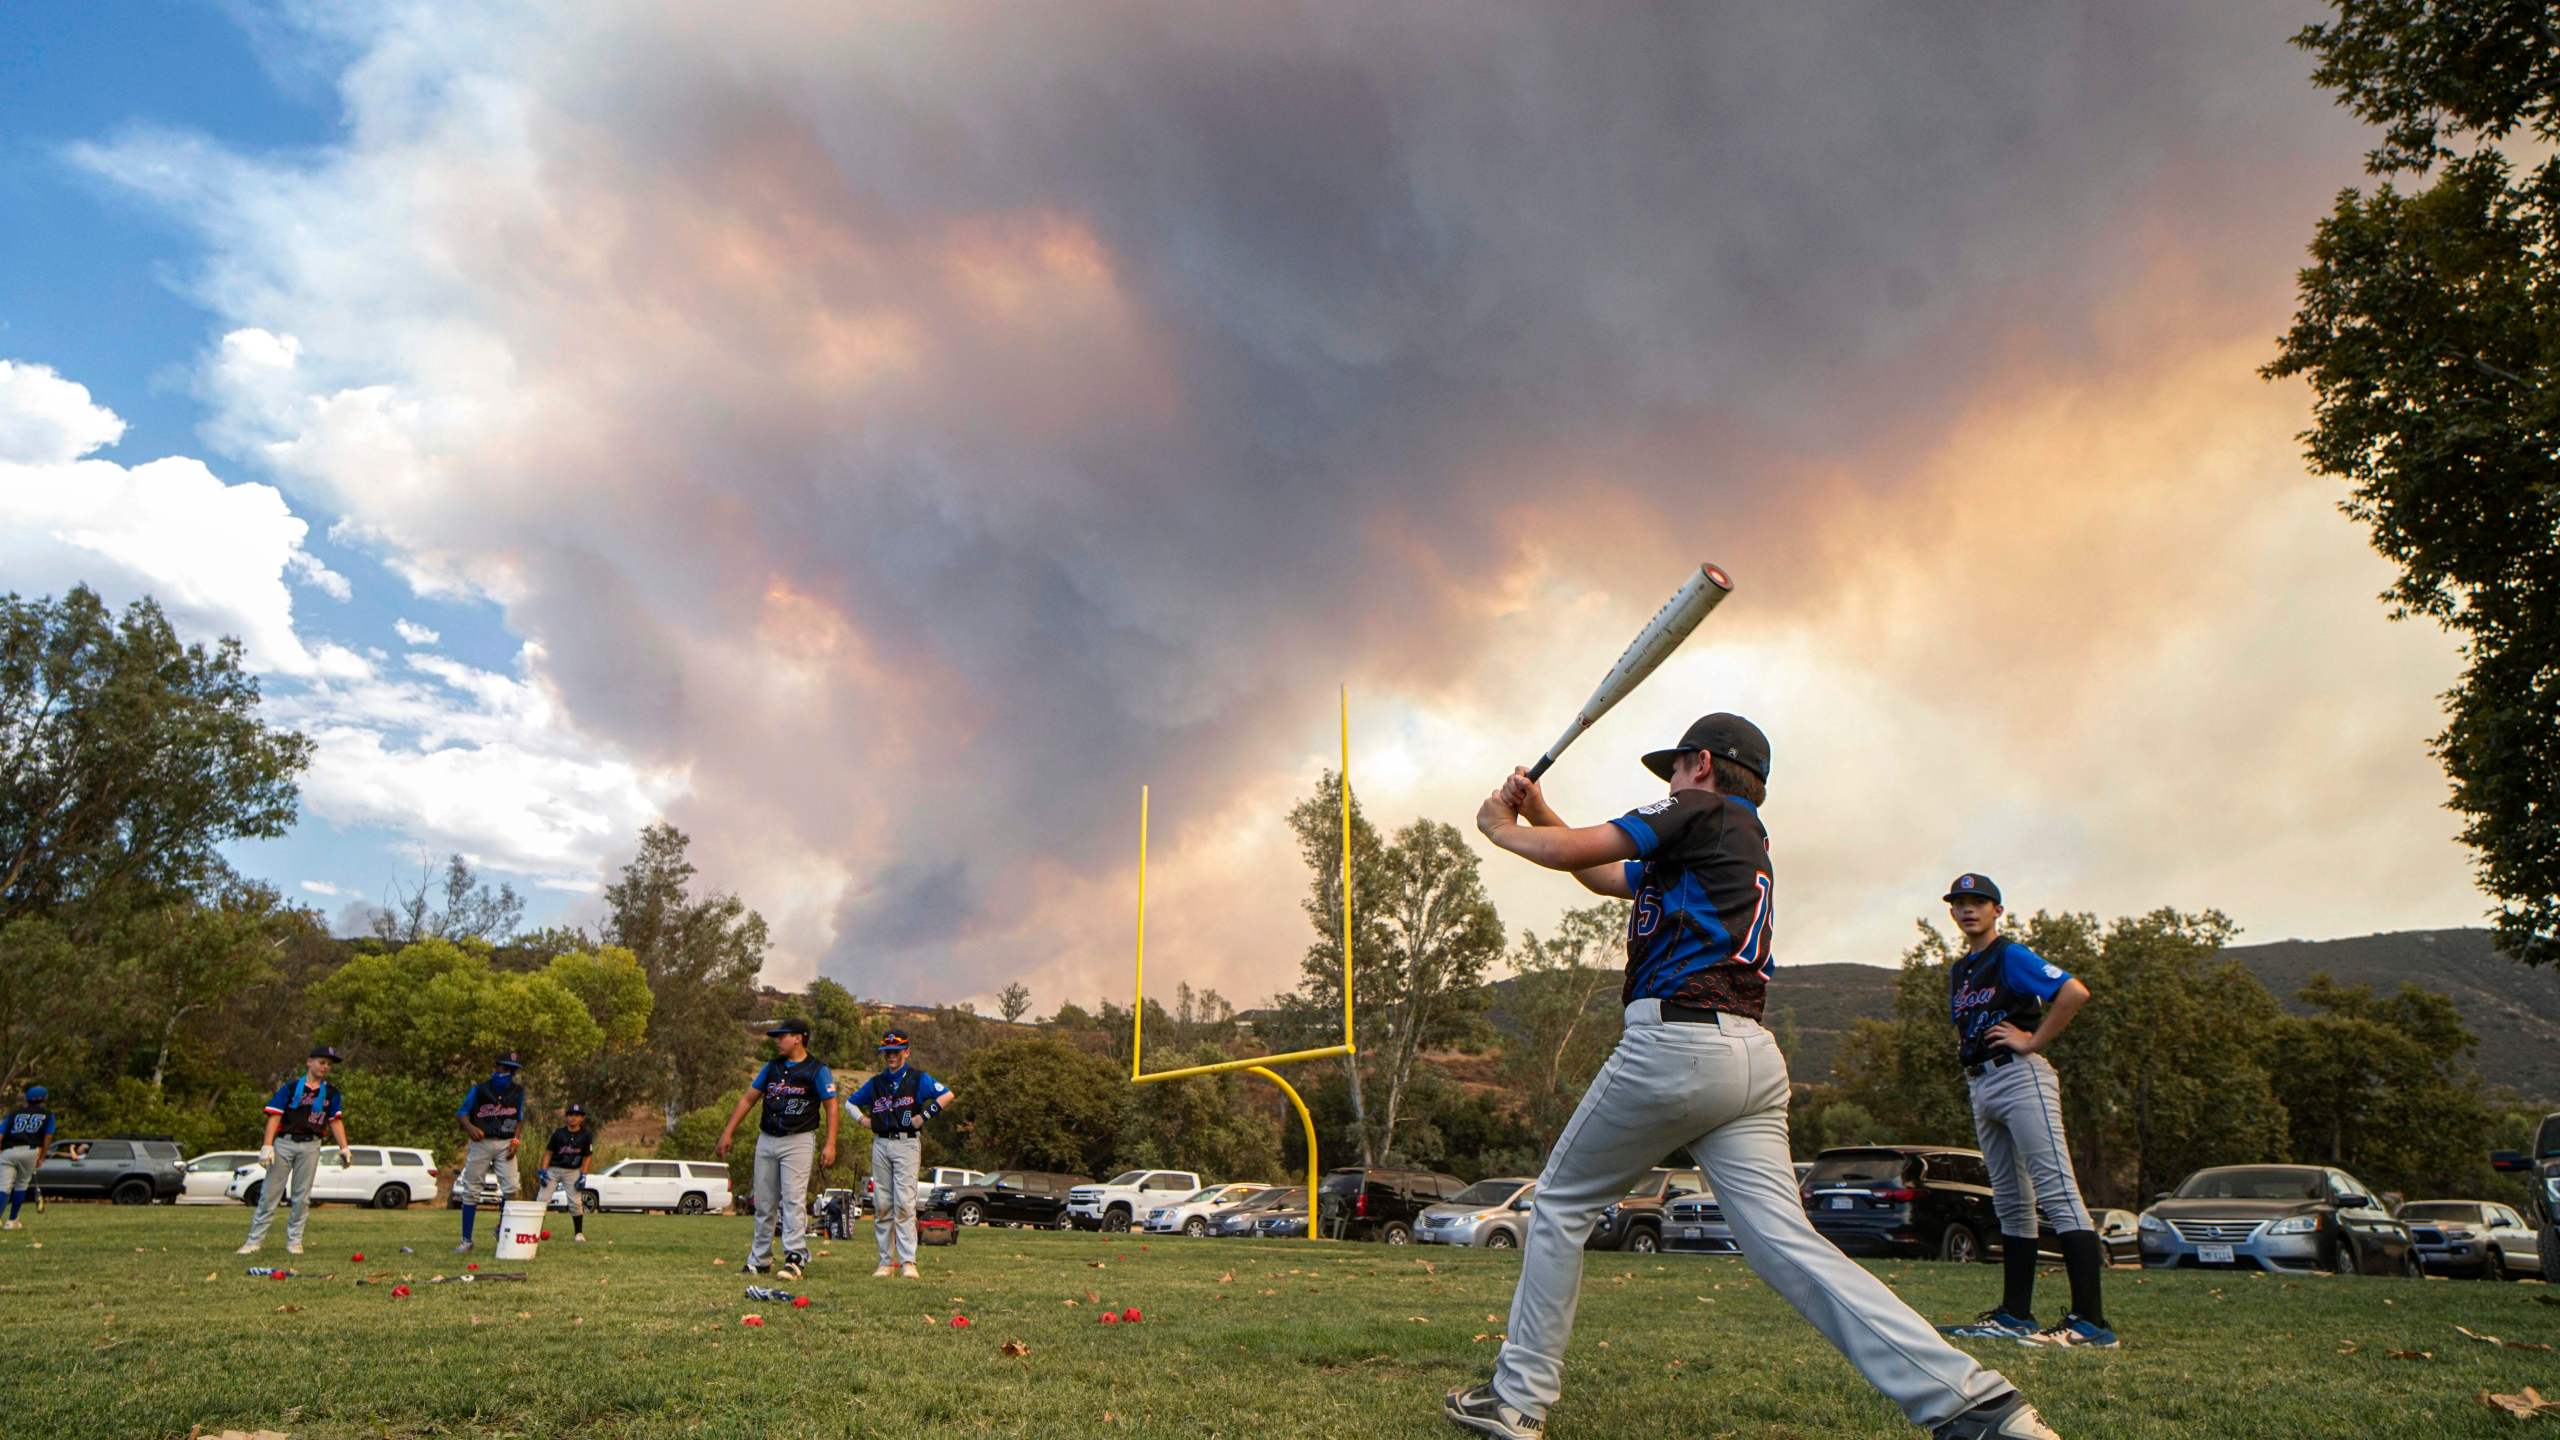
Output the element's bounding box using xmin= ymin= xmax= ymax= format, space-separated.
xmin=1 ymin=1206 xmax=2554 ymax=1438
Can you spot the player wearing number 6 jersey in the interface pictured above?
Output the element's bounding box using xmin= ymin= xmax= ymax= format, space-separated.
xmin=1448 ymin=713 xmax=2058 ymax=1440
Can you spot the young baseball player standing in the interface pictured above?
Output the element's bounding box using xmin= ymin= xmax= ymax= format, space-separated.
xmin=717 ymin=1018 xmax=839 ymax=1280
xmin=1935 ymin=875 xmax=2116 ymax=1350
xmin=1449 ymin=714 xmax=2059 ymax=1440
xmin=238 ymin=1045 xmax=353 ymax=1256
xmin=453 ymin=1052 xmax=528 ymax=1253
xmin=2 ymin=1083 xmax=56 ymax=1230
xmin=847 ymin=1030 xmax=955 ymax=1278
xmin=539 ymin=1103 xmax=599 ymax=1243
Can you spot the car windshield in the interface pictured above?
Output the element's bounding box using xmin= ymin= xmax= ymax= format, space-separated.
xmin=1176 ymin=1187 xmax=1226 ymax=1204
xmin=983 ymin=1172 xmax=1018 ymax=1189
xmin=1259 ymin=1187 xmax=1305 ymax=1209
xmin=1448 ymin=1180 xmax=1526 ymax=1207
xmin=2398 ymin=1202 xmax=2488 ymax=1223
xmin=1104 ymin=1171 xmax=1146 ymax=1187
xmin=1807 ymin=1152 xmax=1910 ymax=1185
xmin=2175 ymin=1168 xmax=2325 ymax=1200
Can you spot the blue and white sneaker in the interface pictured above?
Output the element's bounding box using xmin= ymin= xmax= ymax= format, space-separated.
xmin=2021 ymin=1314 xmax=2118 ymax=1349
xmin=1942 ymin=1309 xmax=2038 ymax=1340
xmin=1445 ymin=1383 xmax=1542 ymax=1439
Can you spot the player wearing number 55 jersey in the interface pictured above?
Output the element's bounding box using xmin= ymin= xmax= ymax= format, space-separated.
xmin=1936 ymin=875 xmax=2116 ymax=1351
xmin=1450 ymin=714 xmax=2056 ymax=1440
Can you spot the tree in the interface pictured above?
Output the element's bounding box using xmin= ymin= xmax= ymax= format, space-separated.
xmin=0 ymin=918 xmax=86 ymax=1092
xmin=1499 ymin=901 xmax=1629 ymax=1148
xmin=600 ymin=822 xmax=768 ymax=1127
xmin=372 ymin=851 xmax=525 ymax=947
xmin=0 ymin=587 xmax=311 ymax=929
xmin=949 ymin=1038 xmax=1124 ymax=1176
xmin=2267 ymin=5 xmax=2560 ymax=964
xmin=545 ymin=945 xmax=657 ymax=1120
xmin=803 ymin=978 xmax=872 ymax=1068
xmin=997 ymin=981 xmax=1032 ymax=1024
xmin=1362 ymin=819 xmax=1504 ymax=1164
xmin=310 ymin=938 xmax=608 ymax=1097
xmin=1287 ymin=770 xmax=1393 ymax=1162
xmin=1112 ymin=1045 xmax=1284 ymax=1180
xmin=2272 ymin=972 xmax=2495 ymax=1198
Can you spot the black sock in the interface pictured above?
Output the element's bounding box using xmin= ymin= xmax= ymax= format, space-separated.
xmin=571 ymin=1211 xmax=583 ymax=1235
xmin=2001 ymin=1234 xmax=2039 ymax=1320
xmin=2059 ymin=1229 xmax=2107 ymax=1327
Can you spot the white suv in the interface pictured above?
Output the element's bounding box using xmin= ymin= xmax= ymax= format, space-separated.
xmin=179 ymin=1152 xmax=262 ymax=1204
xmin=1067 ymin=1170 xmax=1201 ymax=1232
xmin=579 ymin=1159 xmax=733 ymax=1214
xmin=226 ymin=1147 xmax=441 ymax=1210
xmin=1144 ymin=1182 xmax=1267 ymax=1236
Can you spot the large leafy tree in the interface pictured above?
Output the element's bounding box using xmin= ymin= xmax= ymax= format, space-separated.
xmin=1285 ymin=771 xmax=1393 ymax=1160
xmin=948 ymin=1037 xmax=1125 ymax=1176
xmin=0 ymin=587 xmax=311 ymax=928
xmin=2267 ymin=3 xmax=2560 ymax=964
xmin=1498 ymin=900 xmax=1630 ymax=1149
xmin=1361 ymin=819 xmax=1504 ymax=1165
xmin=600 ymin=822 xmax=768 ymax=1126
xmin=2271 ymin=973 xmax=2496 ymax=1198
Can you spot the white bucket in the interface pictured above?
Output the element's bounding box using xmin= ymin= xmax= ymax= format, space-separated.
xmin=494 ymin=1200 xmax=547 ymax=1261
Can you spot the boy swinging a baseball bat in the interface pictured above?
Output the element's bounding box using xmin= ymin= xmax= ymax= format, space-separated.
xmin=1446 ymin=713 xmax=2060 ymax=1440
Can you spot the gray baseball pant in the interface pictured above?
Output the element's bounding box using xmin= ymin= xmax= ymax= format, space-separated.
xmin=1968 ymin=1053 xmax=2092 ymax=1238
xmin=1491 ymin=1002 xmax=2015 ymax=1429
xmin=749 ymin=1130 xmax=815 ymax=1267
xmin=243 ymin=1136 xmax=323 ymax=1248
xmin=0 ymin=1146 xmax=38 ymax=1194
xmin=458 ymin=1137 xmax=519 ymax=1204
xmin=873 ymin=1134 xmax=921 ymax=1265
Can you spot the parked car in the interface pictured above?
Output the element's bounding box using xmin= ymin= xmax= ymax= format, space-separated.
xmin=2138 ymin=1164 xmax=2419 ymax=1276
xmin=230 ymin=1147 xmax=440 ymax=1210
xmin=579 ymin=1159 xmax=733 ymax=1214
xmin=178 ymin=1151 xmax=261 ymax=1204
xmin=865 ymin=1167 xmax=986 ymax=1213
xmin=1144 ymin=1183 xmax=1268 ymax=1236
xmin=2490 ymin=1111 xmax=2560 ymax=1283
xmin=1255 ymin=1201 xmax=1312 ymax=1238
xmin=1211 ymin=1185 xmax=1304 ymax=1237
xmin=36 ymin=1138 xmax=185 ymax=1204
xmin=1416 ymin=1177 xmax=1538 ymax=1248
xmin=444 ymin=1170 xmax=514 ymax=1209
xmin=1068 ymin=1169 xmax=1203 ymax=1232
xmin=1314 ymin=1166 xmax=1470 ymax=1244
xmin=1800 ymin=1146 xmax=2001 ymax=1262
xmin=2398 ymin=1200 xmax=2541 ymax=1280
xmin=1661 ymin=1187 xmax=1737 ymax=1255
xmin=927 ymin=1170 xmax=1090 ymax=1228
xmin=1589 ymin=1167 xmax=1707 ymax=1253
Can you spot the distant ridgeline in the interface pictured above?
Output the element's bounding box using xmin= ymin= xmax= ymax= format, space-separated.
xmin=1484 ymin=929 xmax=2560 ymax=1106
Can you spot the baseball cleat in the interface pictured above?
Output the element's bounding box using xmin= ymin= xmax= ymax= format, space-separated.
xmin=1445 ymin=1382 xmax=1542 ymax=1439
xmin=778 ymin=1256 xmax=807 ymax=1281
xmin=452 ymin=1241 xmax=474 ymax=1253
xmin=2 ymin=1219 xmax=19 ymax=1230
xmin=873 ymin=1264 xmax=895 ymax=1278
xmin=285 ymin=1243 xmax=303 ymax=1256
xmin=2021 ymin=1315 xmax=2118 ymax=1350
xmin=900 ymin=1262 xmax=920 ymax=1279
xmin=1932 ymin=1392 xmax=2061 ymax=1440
xmin=572 ymin=1233 xmax=587 ymax=1243
xmin=235 ymin=1242 xmax=260 ymax=1254
xmin=1942 ymin=1309 xmax=2038 ymax=1340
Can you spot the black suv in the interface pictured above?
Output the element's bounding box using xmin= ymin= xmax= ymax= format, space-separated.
xmin=34 ymin=1138 xmax=185 ymax=1205
xmin=1802 ymin=1146 xmax=2001 ymax=1262
xmin=924 ymin=1170 xmax=1091 ymax=1229
xmin=1315 ymin=1166 xmax=1469 ymax=1244
xmin=2491 ymin=1111 xmax=2560 ymax=1283
xmin=1588 ymin=1166 xmax=1706 ymax=1253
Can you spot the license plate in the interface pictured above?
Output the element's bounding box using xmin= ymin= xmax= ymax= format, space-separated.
xmin=1827 ymin=1195 xmax=1854 ymax=1210
xmin=1682 ymin=1227 xmax=1703 ymax=1239
xmin=2198 ymin=1243 xmax=2235 ymax=1265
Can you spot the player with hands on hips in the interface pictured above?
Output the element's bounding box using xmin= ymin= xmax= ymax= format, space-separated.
xmin=1936 ymin=875 xmax=2116 ymax=1350
xmin=717 ymin=1017 xmax=838 ymax=1281
xmin=1447 ymin=713 xmax=2058 ymax=1440
xmin=239 ymin=1044 xmax=353 ymax=1256
xmin=453 ymin=1052 xmax=529 ymax=1253
xmin=849 ymin=1030 xmax=954 ymax=1278
xmin=539 ymin=1103 xmax=598 ymax=1242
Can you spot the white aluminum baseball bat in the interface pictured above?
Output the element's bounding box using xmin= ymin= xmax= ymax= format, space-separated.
xmin=1524 ymin=563 xmax=1734 ymax=781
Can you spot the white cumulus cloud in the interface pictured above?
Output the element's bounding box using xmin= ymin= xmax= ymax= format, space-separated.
xmin=393 ymin=617 xmax=440 ymax=645
xmin=300 ymin=879 xmax=346 ymax=897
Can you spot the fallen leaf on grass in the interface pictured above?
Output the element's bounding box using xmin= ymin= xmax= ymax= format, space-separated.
xmin=2457 ymin=1324 xmax=2558 ymax=1353
xmin=2388 ymin=1349 xmax=2433 ymax=1361
xmin=1085 ymin=1289 xmax=1100 ymax=1305
xmin=2483 ymin=1387 xmax=2560 ymax=1419
xmin=1472 ymin=1333 xmax=1490 ymax=1344
xmin=274 ymin=1304 xmax=301 ymax=1314
xmin=1408 ymin=1316 xmax=1431 ymax=1324
xmin=1218 ymin=1272 xmax=1233 ymax=1284
xmin=203 ymin=1273 xmax=217 ymax=1283
xmin=1088 ymin=1261 xmax=1106 ymax=1269
xmin=2337 ymin=1341 xmax=2360 ymax=1354
xmin=1001 ymin=1339 xmax=1029 ymax=1358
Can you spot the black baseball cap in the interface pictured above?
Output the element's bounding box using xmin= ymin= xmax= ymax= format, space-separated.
xmin=766 ymin=1018 xmax=811 ymax=1038
xmin=1943 ymin=873 xmax=2002 ymax=905
xmin=495 ymin=1051 xmax=525 ymax=1071
xmin=565 ymin=1103 xmax=587 ymax=1116
xmin=1642 ymin=713 xmax=1771 ymax=783
xmin=308 ymin=1044 xmax=343 ymax=1061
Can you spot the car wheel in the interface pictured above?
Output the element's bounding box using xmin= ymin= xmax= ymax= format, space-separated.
xmin=2329 ymin=1238 xmax=2359 ymax=1277
xmin=110 ymin=1178 xmax=152 ymax=1206
xmin=1625 ymin=1227 xmax=1659 ymax=1255
xmin=372 ymin=1184 xmax=410 ymax=1211
xmin=2542 ymin=1226 xmax=2560 ymax=1285
xmin=1938 ymin=1222 xmax=1981 ymax=1264
xmin=1381 ymin=1222 xmax=1412 ymax=1245
xmin=2484 ymin=1248 xmax=2507 ymax=1282
xmin=956 ymin=1200 xmax=985 ymax=1227
xmin=2400 ymin=1247 xmax=2424 ymax=1280
xmin=1486 ymin=1228 xmax=1519 ymax=1250
xmin=1103 ymin=1207 xmax=1132 ymax=1233
xmin=678 ymin=1192 xmax=708 ymax=1215
xmin=583 ymin=1190 xmax=600 ymax=1214
xmin=1184 ymin=1217 xmax=1208 ymax=1237
xmin=242 ymin=1181 xmax=264 ymax=1209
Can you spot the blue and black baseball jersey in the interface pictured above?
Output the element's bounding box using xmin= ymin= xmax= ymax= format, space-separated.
xmin=1608 ymin=788 xmax=1775 ymax=1018
xmin=3 ymin=1106 xmax=54 ymax=1147
xmin=1948 ymin=937 xmax=2073 ymax=1066
xmin=752 ymin=1056 xmax=838 ymax=1137
xmin=457 ymin=1077 xmax=526 ymax=1140
xmin=849 ymin=1066 xmax=950 ymax=1138
xmin=265 ymin=1077 xmax=344 ymax=1139
xmin=544 ymin=1124 xmax=597 ymax=1169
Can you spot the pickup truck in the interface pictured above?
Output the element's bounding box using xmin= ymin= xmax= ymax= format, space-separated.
xmin=2490 ymin=1111 xmax=2560 ymax=1282
xmin=1066 ymin=1169 xmax=1201 ymax=1232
